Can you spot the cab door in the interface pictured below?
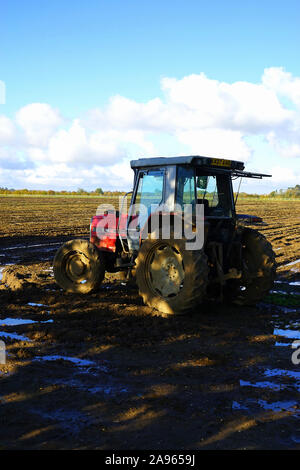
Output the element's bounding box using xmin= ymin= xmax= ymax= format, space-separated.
xmin=127 ymin=169 xmax=165 ymax=251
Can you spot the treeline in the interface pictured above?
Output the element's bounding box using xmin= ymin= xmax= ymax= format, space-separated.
xmin=236 ymin=185 xmax=300 ymax=199
xmin=0 ymin=187 xmax=126 ymax=196
xmin=0 ymin=185 xmax=299 ymax=198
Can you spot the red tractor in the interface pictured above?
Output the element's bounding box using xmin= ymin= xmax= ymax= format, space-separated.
xmin=53 ymin=156 xmax=276 ymax=314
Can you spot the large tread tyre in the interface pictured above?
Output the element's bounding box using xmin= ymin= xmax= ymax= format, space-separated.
xmin=227 ymin=228 xmax=276 ymax=305
xmin=53 ymin=239 xmax=105 ymax=294
xmin=135 ymin=235 xmax=208 ymax=315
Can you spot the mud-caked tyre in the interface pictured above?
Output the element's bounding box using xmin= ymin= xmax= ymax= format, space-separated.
xmin=53 ymin=239 xmax=105 ymax=293
xmin=135 ymin=234 xmax=208 ymax=315
xmin=226 ymin=228 xmax=276 ymax=305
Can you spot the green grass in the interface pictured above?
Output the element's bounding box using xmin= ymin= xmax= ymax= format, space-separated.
xmin=263 ymin=292 xmax=300 ymax=307
xmin=0 ymin=194 xmax=299 ymax=201
xmin=0 ymin=194 xmax=121 ymax=198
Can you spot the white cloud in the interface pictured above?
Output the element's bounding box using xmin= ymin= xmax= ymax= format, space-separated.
xmin=161 ymin=73 xmax=292 ymax=132
xmin=0 ymin=115 xmax=15 ymax=143
xmin=15 ymin=103 xmax=63 ymax=147
xmin=270 ymin=166 xmax=299 ymax=184
xmin=267 ymin=130 xmax=300 ymax=159
xmin=1 ymin=67 xmax=300 ymax=191
xmin=46 ymin=119 xmax=125 ymax=165
xmin=262 ymin=67 xmax=300 ymax=108
xmin=176 ymin=128 xmax=251 ymax=161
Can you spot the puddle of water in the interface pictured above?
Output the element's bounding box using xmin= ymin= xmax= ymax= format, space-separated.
xmin=240 ymin=379 xmax=282 ymax=391
xmin=87 ymin=385 xmax=128 ymax=395
xmin=233 ymin=399 xmax=299 ymax=414
xmin=232 ymin=401 xmax=249 ymax=411
xmin=285 ymin=259 xmax=300 ymax=268
xmin=240 ymin=365 xmax=300 ymax=393
xmin=25 ymin=242 xmax=61 ymax=249
xmin=33 ymin=356 xmax=127 ymax=396
xmin=273 ymin=328 xmax=300 ymax=340
xmin=43 ymin=268 xmax=54 ymax=276
xmin=0 ymin=331 xmax=31 ymax=341
xmin=29 ymin=407 xmax=94 ymax=433
xmin=259 ymin=302 xmax=298 ymax=314
xmin=257 ymin=399 xmax=299 ymax=413
xmin=270 ymin=289 xmax=300 ymax=296
xmin=33 ymin=355 xmax=96 ymax=367
xmin=43 ymin=373 xmax=129 ymax=397
xmin=0 ymin=317 xmax=53 ymax=326
xmin=1 ymin=317 xmax=35 ymax=326
xmin=27 ymin=302 xmax=49 ymax=308
xmin=3 ymin=242 xmax=61 ymax=251
xmin=273 ymin=314 xmax=300 ymax=345
xmin=274 ymin=306 xmax=298 ymax=313
xmin=240 ymin=367 xmax=300 ymax=394
xmin=264 ymin=368 xmax=300 ymax=381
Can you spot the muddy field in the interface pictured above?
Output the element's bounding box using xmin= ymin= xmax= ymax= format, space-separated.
xmin=0 ymin=197 xmax=299 ymax=450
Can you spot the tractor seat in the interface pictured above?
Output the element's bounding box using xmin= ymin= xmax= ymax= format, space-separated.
xmin=197 ymin=198 xmax=209 ymax=215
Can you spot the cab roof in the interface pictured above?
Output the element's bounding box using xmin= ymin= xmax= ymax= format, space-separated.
xmin=130 ymin=156 xmax=271 ymax=179
xmin=130 ymin=155 xmax=244 ymax=171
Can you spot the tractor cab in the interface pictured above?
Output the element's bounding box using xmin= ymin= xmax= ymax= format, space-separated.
xmin=128 ymin=156 xmax=269 ymax=249
xmin=130 ymin=155 xmax=269 ymax=216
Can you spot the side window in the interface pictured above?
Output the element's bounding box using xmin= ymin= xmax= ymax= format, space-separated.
xmin=176 ymin=166 xmax=195 ymax=207
xmin=196 ymin=174 xmax=232 ymax=217
xmin=196 ymin=175 xmax=219 ymax=207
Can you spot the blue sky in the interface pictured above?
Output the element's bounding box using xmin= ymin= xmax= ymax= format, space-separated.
xmin=1 ymin=0 xmax=300 ymax=192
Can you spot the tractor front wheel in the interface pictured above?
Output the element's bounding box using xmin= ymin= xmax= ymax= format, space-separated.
xmin=53 ymin=239 xmax=105 ymax=293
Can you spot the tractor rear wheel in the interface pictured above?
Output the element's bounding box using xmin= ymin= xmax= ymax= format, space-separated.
xmin=53 ymin=239 xmax=105 ymax=293
xmin=135 ymin=235 xmax=208 ymax=315
xmin=226 ymin=228 xmax=276 ymax=305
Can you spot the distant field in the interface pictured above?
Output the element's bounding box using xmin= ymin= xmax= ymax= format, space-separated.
xmin=0 ymin=196 xmax=299 ymax=274
xmin=0 ymin=196 xmax=121 ymax=238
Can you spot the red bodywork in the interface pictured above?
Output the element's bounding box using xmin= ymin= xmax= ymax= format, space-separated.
xmin=90 ymin=213 xmax=125 ymax=252
xmin=90 ymin=212 xmax=138 ymax=253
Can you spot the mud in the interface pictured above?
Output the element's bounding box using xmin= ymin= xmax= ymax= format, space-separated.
xmin=0 ymin=198 xmax=299 ymax=449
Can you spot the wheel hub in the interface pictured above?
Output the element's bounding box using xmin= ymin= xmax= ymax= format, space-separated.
xmin=66 ymin=253 xmax=89 ymax=281
xmin=147 ymin=245 xmax=184 ymax=298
